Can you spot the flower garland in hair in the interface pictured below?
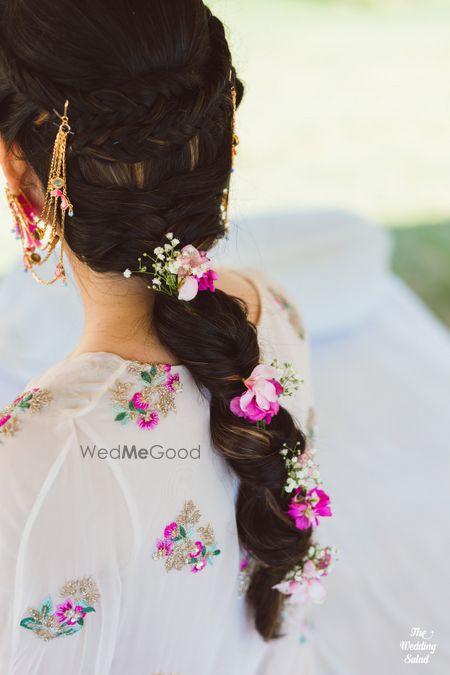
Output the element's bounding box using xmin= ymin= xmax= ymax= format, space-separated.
xmin=229 ymin=359 xmax=301 ymax=428
xmin=272 ymin=544 xmax=338 ymax=605
xmin=281 ymin=441 xmax=332 ymax=530
xmin=124 ymin=233 xmax=218 ymax=302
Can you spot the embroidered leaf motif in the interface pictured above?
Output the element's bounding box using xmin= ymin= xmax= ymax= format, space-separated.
xmin=19 ymin=577 xmax=100 ymax=642
xmin=153 ymin=500 xmax=221 ymax=574
xmin=111 ymin=362 xmax=182 ymax=431
xmin=0 ymin=388 xmax=52 ymax=440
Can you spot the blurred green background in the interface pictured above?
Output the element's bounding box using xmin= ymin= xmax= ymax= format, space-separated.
xmin=0 ymin=0 xmax=449 ymax=324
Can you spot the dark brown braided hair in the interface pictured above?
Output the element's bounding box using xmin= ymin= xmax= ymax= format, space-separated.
xmin=0 ymin=0 xmax=312 ymax=639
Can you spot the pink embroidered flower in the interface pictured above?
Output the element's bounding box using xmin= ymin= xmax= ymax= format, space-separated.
xmin=55 ymin=599 xmax=86 ymax=626
xmin=287 ymin=487 xmax=332 ymax=530
xmin=191 ymin=558 xmax=207 ymax=573
xmin=0 ymin=414 xmax=11 ymax=428
xmin=189 ymin=541 xmax=204 ymax=559
xmin=165 ymin=373 xmax=180 ymax=392
xmin=156 ymin=538 xmax=174 ymax=557
xmin=137 ymin=411 xmax=159 ymax=430
xmin=230 ymin=364 xmax=283 ymax=424
xmin=131 ymin=392 xmax=149 ymax=411
xmin=163 ymin=522 xmax=178 ymax=539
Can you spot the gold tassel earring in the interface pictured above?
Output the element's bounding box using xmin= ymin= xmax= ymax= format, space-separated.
xmin=221 ymin=83 xmax=240 ymax=236
xmin=6 ymin=100 xmax=74 ymax=285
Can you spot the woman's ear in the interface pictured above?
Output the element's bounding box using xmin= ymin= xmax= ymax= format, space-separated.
xmin=0 ymin=138 xmax=29 ymax=195
xmin=0 ymin=137 xmax=44 ymax=210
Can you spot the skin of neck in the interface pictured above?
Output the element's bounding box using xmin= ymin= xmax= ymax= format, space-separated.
xmin=68 ymin=252 xmax=179 ymax=365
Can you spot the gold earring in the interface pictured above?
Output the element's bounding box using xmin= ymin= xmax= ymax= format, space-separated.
xmin=6 ymin=100 xmax=74 ymax=285
xmin=221 ymin=84 xmax=240 ymax=236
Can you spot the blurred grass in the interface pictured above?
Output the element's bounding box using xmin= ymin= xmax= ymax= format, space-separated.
xmin=392 ymin=222 xmax=450 ymax=328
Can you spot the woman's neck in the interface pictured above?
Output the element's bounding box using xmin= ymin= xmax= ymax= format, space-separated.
xmin=70 ymin=258 xmax=179 ymax=365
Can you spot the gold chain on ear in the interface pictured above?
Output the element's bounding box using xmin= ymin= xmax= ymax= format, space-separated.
xmin=5 ymin=100 xmax=74 ymax=286
xmin=35 ymin=99 xmax=74 ymax=285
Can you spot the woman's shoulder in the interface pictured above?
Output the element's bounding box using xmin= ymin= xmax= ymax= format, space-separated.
xmin=0 ymin=353 xmax=192 ymax=455
xmin=218 ymin=267 xmax=307 ymax=340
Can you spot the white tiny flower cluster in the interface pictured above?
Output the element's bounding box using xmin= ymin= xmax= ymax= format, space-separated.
xmin=281 ymin=545 xmax=338 ymax=585
xmin=271 ymin=359 xmax=303 ymax=398
xmin=123 ymin=233 xmax=181 ymax=296
xmin=280 ymin=441 xmax=322 ymax=494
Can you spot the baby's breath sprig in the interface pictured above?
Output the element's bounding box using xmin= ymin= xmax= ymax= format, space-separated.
xmin=271 ymin=359 xmax=303 ymax=397
xmin=280 ymin=442 xmax=322 ymax=494
xmin=123 ymin=233 xmax=181 ymax=296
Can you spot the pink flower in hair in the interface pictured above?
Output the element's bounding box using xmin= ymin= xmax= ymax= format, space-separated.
xmin=177 ymin=245 xmax=217 ymax=301
xmin=230 ymin=364 xmax=283 ymax=425
xmin=274 ymin=561 xmax=327 ymax=605
xmin=197 ymin=268 xmax=219 ymax=292
xmin=287 ymin=487 xmax=332 ymax=530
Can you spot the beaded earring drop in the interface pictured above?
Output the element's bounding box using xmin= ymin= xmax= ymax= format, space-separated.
xmin=5 ymin=100 xmax=74 ymax=285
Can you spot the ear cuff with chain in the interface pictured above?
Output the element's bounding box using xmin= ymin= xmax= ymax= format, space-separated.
xmin=5 ymin=100 xmax=73 ymax=285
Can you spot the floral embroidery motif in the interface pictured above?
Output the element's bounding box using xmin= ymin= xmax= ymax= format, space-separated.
xmin=153 ymin=500 xmax=221 ymax=573
xmin=268 ymin=287 xmax=305 ymax=340
xmin=0 ymin=388 xmax=52 ymax=439
xmin=20 ymin=577 xmax=100 ymax=642
xmin=112 ymin=362 xmax=182 ymax=430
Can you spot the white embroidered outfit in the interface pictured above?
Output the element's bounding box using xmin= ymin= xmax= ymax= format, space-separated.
xmin=0 ymin=274 xmax=317 ymax=675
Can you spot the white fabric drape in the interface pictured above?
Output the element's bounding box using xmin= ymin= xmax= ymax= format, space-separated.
xmin=0 ymin=277 xmax=318 ymax=675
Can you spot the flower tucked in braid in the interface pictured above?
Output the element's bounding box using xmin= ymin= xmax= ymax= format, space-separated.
xmin=0 ymin=0 xmax=319 ymax=639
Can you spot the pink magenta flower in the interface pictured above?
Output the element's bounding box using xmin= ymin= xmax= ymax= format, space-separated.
xmin=163 ymin=522 xmax=178 ymax=539
xmin=191 ymin=558 xmax=207 ymax=573
xmin=197 ymin=268 xmax=219 ymax=292
xmin=229 ymin=364 xmax=283 ymax=424
xmin=178 ymin=276 xmax=199 ymax=301
xmin=177 ymin=245 xmax=217 ymax=301
xmin=156 ymin=538 xmax=174 ymax=556
xmin=273 ymin=561 xmax=326 ymax=604
xmin=0 ymin=414 xmax=11 ymax=428
xmin=189 ymin=541 xmax=204 ymax=559
xmin=137 ymin=411 xmax=159 ymax=430
xmin=131 ymin=392 xmax=149 ymax=411
xmin=55 ymin=599 xmax=86 ymax=626
xmin=165 ymin=373 xmax=180 ymax=392
xmin=287 ymin=487 xmax=332 ymax=530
